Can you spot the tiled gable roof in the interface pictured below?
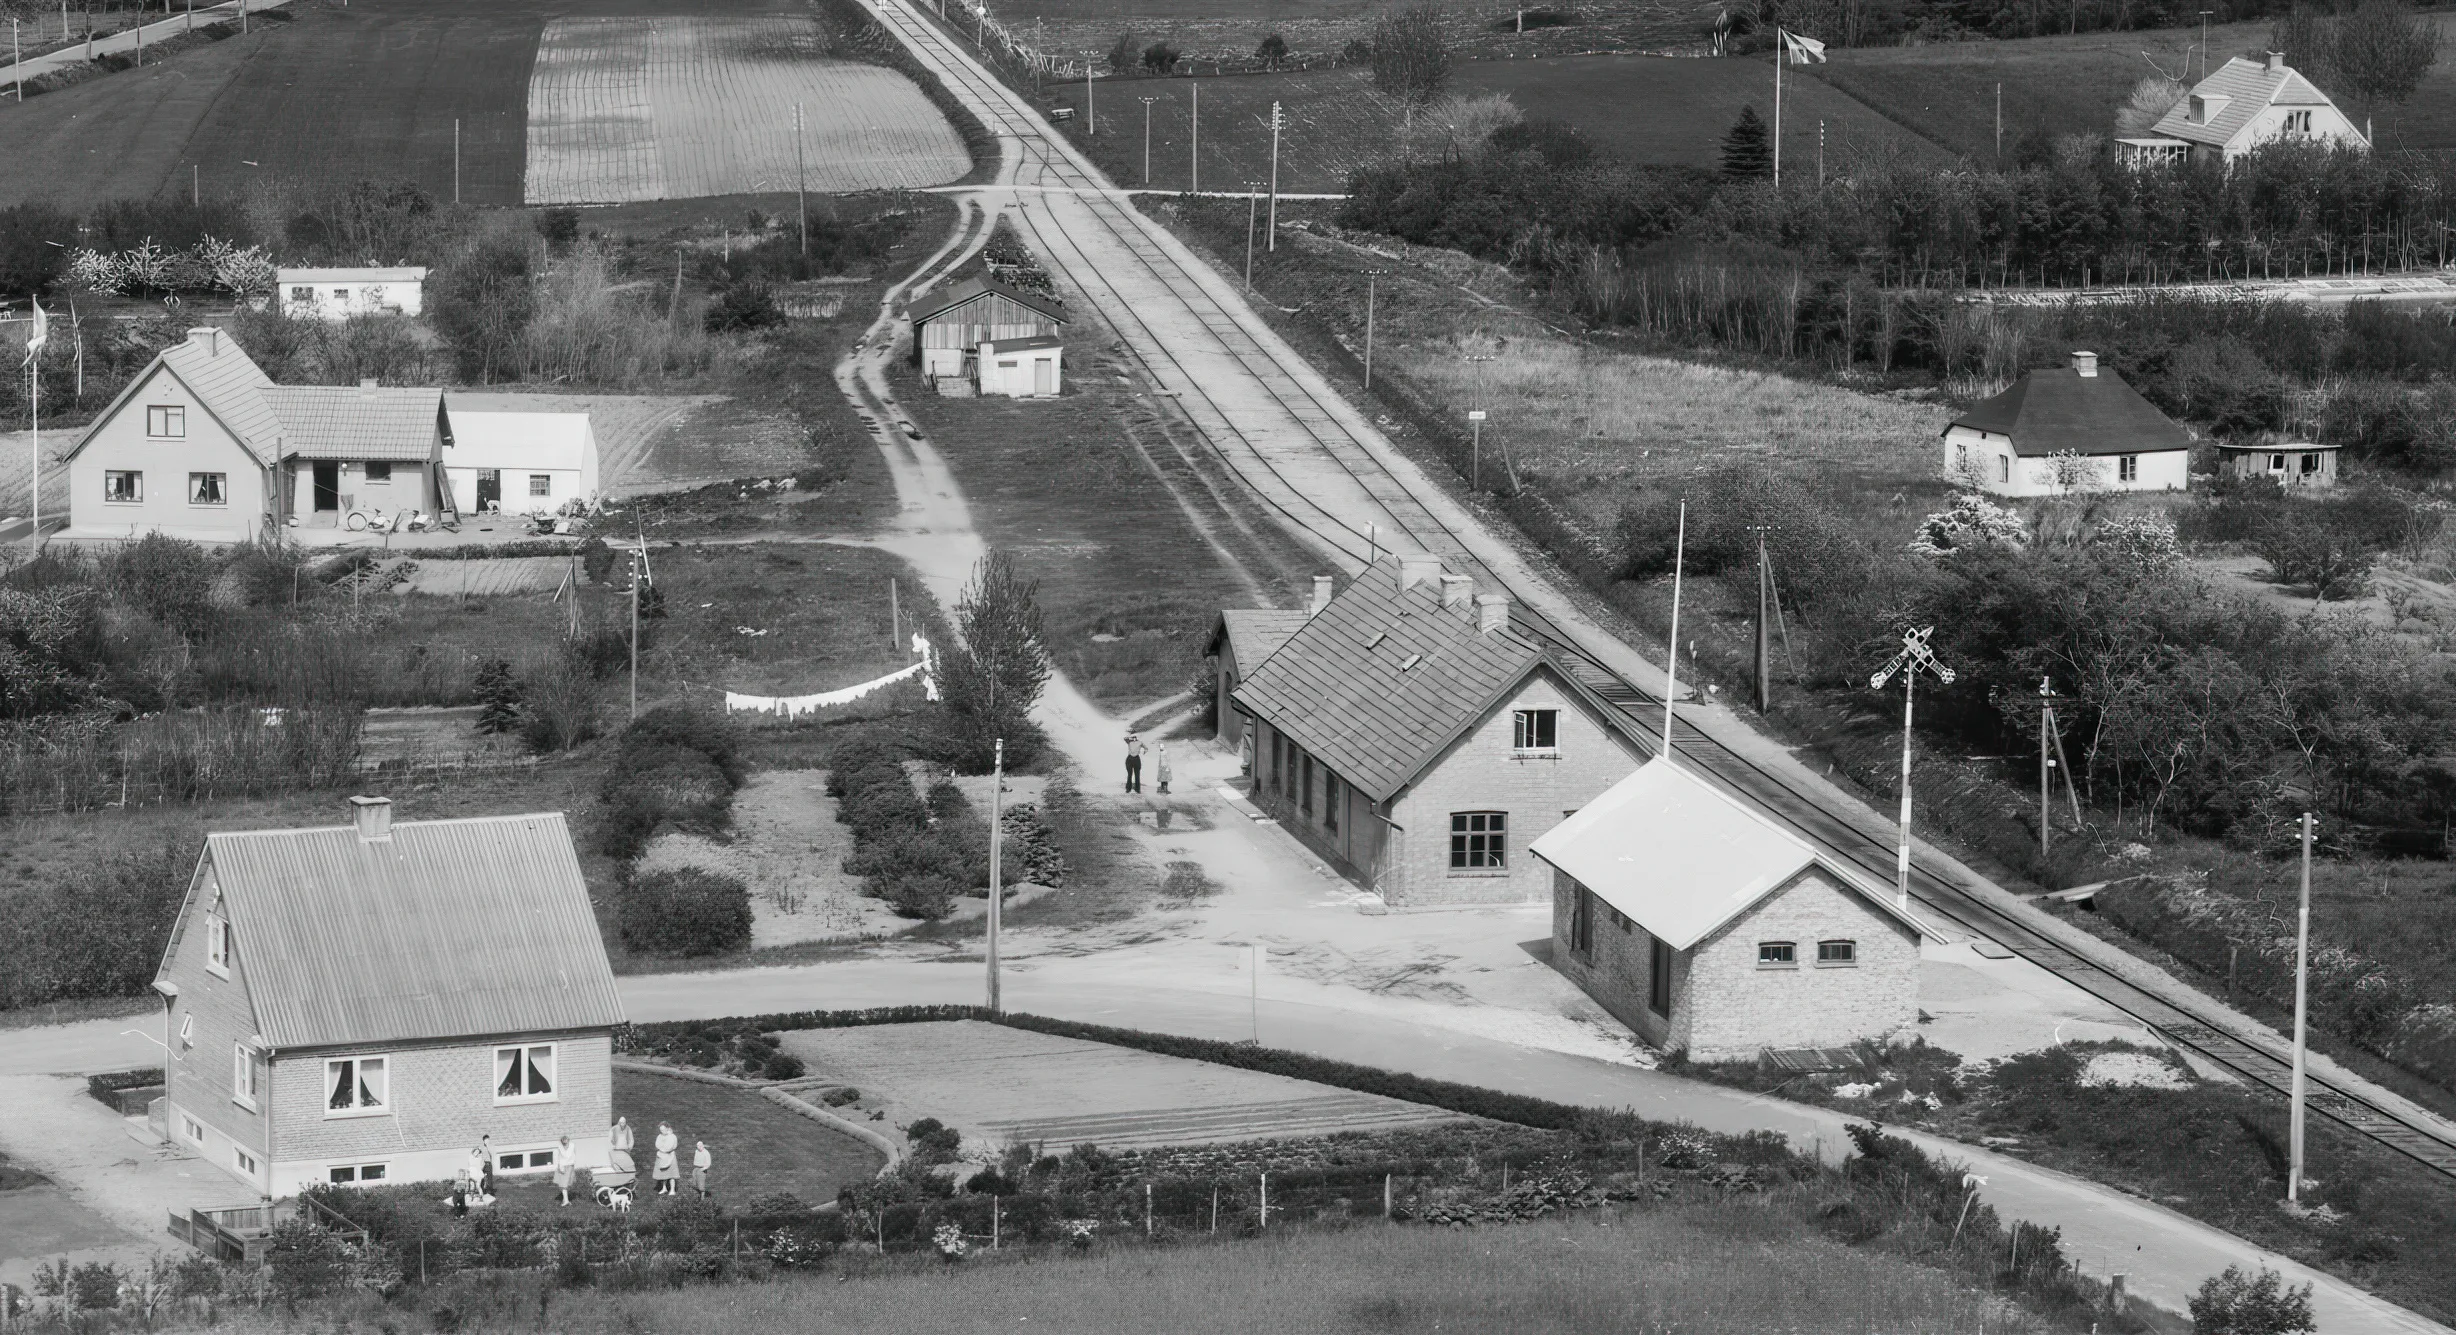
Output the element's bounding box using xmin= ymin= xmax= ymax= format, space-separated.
xmin=906 ymin=276 xmax=1066 ymax=326
xmin=1948 ymin=368 xmax=2194 ymax=457
xmin=265 ymin=386 xmax=449 ymax=462
xmin=1230 ymin=560 xmax=1546 ymax=802
xmin=66 ymin=333 xmax=284 ymax=468
xmin=191 ymin=812 xmax=624 ymax=1050
xmin=2150 ymin=57 xmax=2345 ymax=148
xmin=1213 ymin=609 xmax=1313 ymax=671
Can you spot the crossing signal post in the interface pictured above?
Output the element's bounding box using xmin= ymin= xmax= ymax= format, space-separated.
xmin=1870 ymin=627 xmax=1955 ymax=909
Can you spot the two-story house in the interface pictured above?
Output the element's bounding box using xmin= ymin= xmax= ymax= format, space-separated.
xmin=2117 ymin=52 xmax=2366 ymax=166
xmin=62 ymin=327 xmax=453 ymax=541
xmin=151 ymin=798 xmax=625 ymax=1196
xmin=1225 ymin=556 xmax=1648 ymax=907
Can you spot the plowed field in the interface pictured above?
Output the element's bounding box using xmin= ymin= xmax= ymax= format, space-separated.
xmin=523 ymin=16 xmax=970 ymax=204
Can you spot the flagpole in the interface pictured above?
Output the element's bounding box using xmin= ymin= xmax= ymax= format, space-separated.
xmin=1773 ymin=32 xmax=1783 ymax=188
xmin=23 ymin=300 xmax=39 ymax=551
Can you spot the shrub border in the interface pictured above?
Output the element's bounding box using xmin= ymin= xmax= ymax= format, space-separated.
xmin=627 ymin=1006 xmax=1585 ymax=1129
xmin=611 ymin=1056 xmax=904 ymax=1168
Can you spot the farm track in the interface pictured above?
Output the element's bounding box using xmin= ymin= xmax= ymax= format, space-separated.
xmin=862 ymin=0 xmax=2456 ymax=1185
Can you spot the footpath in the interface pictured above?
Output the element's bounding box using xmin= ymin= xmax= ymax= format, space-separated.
xmin=3 ymin=0 xmax=292 ymax=95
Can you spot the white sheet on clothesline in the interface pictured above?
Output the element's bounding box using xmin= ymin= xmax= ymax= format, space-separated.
xmin=722 ymin=635 xmax=939 ymax=718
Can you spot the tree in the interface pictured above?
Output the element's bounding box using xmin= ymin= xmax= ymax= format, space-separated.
xmin=1256 ymin=32 xmax=1288 ymax=67
xmin=1370 ymin=4 xmax=1451 ymax=105
xmin=1107 ymin=30 xmax=1140 ymax=73
xmin=427 ymin=234 xmax=533 ymax=384
xmin=0 ymin=203 xmax=77 ymax=297
xmin=1141 ymin=40 xmax=1181 ymax=74
xmin=2189 ymin=1264 xmax=2316 ymax=1335
xmin=1721 ymin=105 xmax=1772 ymax=179
xmin=2272 ymin=0 xmax=2440 ymax=122
xmin=934 ymin=549 xmax=1051 ymax=772
xmin=2115 ymin=75 xmax=2185 ymax=135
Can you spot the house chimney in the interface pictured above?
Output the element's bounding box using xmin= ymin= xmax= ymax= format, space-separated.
xmin=359 ymin=378 xmax=380 ymax=390
xmin=187 ymin=327 xmax=221 ymax=356
xmin=2071 ymin=350 xmax=2099 ymax=377
xmin=1397 ymin=555 xmax=1442 ymax=592
xmin=2267 ymin=50 xmax=2285 ymax=73
xmin=1310 ymin=574 xmax=1335 ymax=615
xmin=1439 ymin=573 xmax=1474 ymax=612
xmin=349 ymin=795 xmax=393 ymax=842
xmin=1475 ymin=593 xmax=1511 ymax=634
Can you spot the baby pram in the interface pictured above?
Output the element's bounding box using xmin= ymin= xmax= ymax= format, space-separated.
xmin=593 ymin=1147 xmax=638 ymax=1208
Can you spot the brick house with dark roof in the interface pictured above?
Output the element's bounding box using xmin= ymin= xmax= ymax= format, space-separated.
xmin=151 ymin=798 xmax=623 ymax=1196
xmin=62 ymin=328 xmax=453 ymax=540
xmin=1942 ymin=351 xmax=2195 ymax=498
xmin=1226 ymin=557 xmax=1648 ymax=906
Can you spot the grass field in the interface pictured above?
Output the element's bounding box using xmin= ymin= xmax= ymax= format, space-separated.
xmin=1049 ymin=55 xmax=1939 ymax=195
xmin=610 ymin=1069 xmax=883 ymax=1202
xmin=524 ymin=16 xmax=968 ymax=204
xmin=980 ymin=0 xmax=1722 ymax=67
xmin=1812 ymin=14 xmax=2456 ymax=160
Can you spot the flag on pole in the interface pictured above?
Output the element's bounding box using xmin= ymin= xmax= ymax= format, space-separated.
xmin=1780 ymin=28 xmax=1827 ymax=64
xmin=19 ymin=299 xmax=43 ymax=362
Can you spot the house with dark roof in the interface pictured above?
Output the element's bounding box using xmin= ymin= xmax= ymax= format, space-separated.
xmin=1226 ymin=557 xmax=1648 ymax=906
xmin=907 ymin=277 xmax=1065 ymax=393
xmin=62 ymin=327 xmax=454 ymax=541
xmin=1531 ymin=759 xmax=1940 ymax=1060
xmin=2117 ymin=53 xmax=2366 ymax=166
xmin=1204 ymin=578 xmax=1325 ymax=757
xmin=151 ymin=798 xmax=624 ymax=1196
xmin=1943 ymin=351 xmax=2195 ymax=497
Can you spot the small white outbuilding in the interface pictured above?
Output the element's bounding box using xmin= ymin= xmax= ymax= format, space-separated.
xmin=277 ymin=268 xmax=428 ymax=321
xmin=977 ymin=336 xmax=1064 ymax=398
xmin=445 ymin=412 xmax=600 ymax=516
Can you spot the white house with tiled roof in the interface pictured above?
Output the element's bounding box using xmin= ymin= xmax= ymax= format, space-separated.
xmin=1224 ymin=556 xmax=1648 ymax=906
xmin=152 ymin=798 xmax=623 ymax=1196
xmin=1532 ymin=760 xmax=1941 ymax=1061
xmin=2117 ymin=52 xmax=2366 ymax=166
xmin=62 ymin=327 xmax=454 ymax=540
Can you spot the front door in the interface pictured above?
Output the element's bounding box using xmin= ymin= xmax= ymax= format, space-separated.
xmin=477 ymin=469 xmax=501 ymax=512
xmin=312 ymin=462 xmax=340 ymax=512
xmin=1032 ymin=356 xmax=1054 ymax=396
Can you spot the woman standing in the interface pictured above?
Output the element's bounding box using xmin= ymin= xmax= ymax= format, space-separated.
xmin=1155 ymin=744 xmax=1173 ymax=795
xmin=691 ymin=1141 xmax=712 ymax=1200
xmin=552 ymin=1134 xmax=577 ymax=1207
xmin=652 ymin=1123 xmax=680 ymax=1196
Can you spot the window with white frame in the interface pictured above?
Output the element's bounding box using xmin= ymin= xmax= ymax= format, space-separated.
xmin=205 ymin=910 xmax=231 ymax=977
xmin=1997 ymin=455 xmax=2010 ymax=484
xmin=234 ymin=1147 xmax=259 ymax=1177
xmin=528 ymin=474 xmax=553 ymax=497
xmin=495 ymin=1044 xmax=557 ymax=1103
xmin=325 ymin=1056 xmax=388 ymax=1116
xmin=1758 ymin=941 xmax=1797 ymax=968
xmin=182 ymin=1115 xmax=206 ymax=1144
xmin=2117 ymin=454 xmax=2139 ymax=483
xmin=189 ymin=472 xmax=227 ymax=506
xmin=1512 ymin=708 xmax=1559 ymax=754
xmin=147 ymin=405 xmax=186 ymax=438
xmin=328 ymin=1163 xmax=389 ymax=1184
xmin=104 ymin=471 xmax=143 ymax=503
xmin=1817 ymin=939 xmax=1859 ymax=966
xmin=232 ymin=1043 xmax=261 ymax=1110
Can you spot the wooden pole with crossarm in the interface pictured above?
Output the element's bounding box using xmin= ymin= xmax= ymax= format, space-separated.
xmin=1870 ymin=626 xmax=1954 ymax=910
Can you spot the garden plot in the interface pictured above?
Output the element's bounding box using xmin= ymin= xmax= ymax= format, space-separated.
xmin=393 ymin=556 xmax=573 ymax=596
xmin=635 ymin=770 xmax=905 ymax=948
xmin=779 ymin=1020 xmax=1467 ymax=1152
xmin=523 ymin=16 xmax=969 ymax=205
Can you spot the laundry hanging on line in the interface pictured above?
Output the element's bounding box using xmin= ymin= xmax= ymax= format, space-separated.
xmin=722 ymin=634 xmax=939 ymax=718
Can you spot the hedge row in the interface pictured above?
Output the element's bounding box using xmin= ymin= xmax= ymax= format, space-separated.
xmin=626 ymin=1006 xmax=1587 ymax=1131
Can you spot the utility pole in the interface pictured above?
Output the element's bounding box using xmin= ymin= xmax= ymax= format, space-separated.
xmin=1190 ymin=82 xmax=1198 ymax=193
xmin=1747 ymin=526 xmax=1774 ymax=713
xmin=889 ymin=576 xmax=901 ymax=648
xmin=9 ymin=19 xmax=19 ymax=103
xmin=453 ymin=119 xmax=461 ymax=205
xmin=1817 ymin=118 xmax=1825 ymax=186
xmin=988 ymin=738 xmax=1005 ymax=1013
xmin=795 ymin=103 xmax=809 ymax=258
xmin=1869 ymin=627 xmax=1955 ymax=910
xmin=1995 ymin=83 xmax=2002 ymax=161
xmin=1243 ymin=181 xmax=1261 ymax=290
xmin=2290 ymin=812 xmax=2313 ymax=1204
xmin=1266 ymin=101 xmax=1284 ymax=250
xmin=2039 ymin=677 xmax=2059 ymax=853
xmin=1660 ymin=502 xmax=1687 ymax=764
xmin=1361 ymin=269 xmax=1387 ymax=388
xmin=1468 ymin=410 xmax=1486 ymax=489
xmin=628 ymin=547 xmax=642 ymax=722
xmin=1140 ymin=96 xmax=1156 ymax=184
xmin=1085 ymin=63 xmax=1093 ymax=133
xmin=2198 ymin=10 xmax=2212 ymax=81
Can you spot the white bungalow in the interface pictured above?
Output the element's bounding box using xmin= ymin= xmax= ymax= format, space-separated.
xmin=1942 ymin=352 xmax=2195 ymax=498
xmin=446 ymin=412 xmax=601 ymax=515
xmin=2117 ymin=53 xmax=2367 ymax=166
xmin=277 ymin=268 xmax=428 ymax=321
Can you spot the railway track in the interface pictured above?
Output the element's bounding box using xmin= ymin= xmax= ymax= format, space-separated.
xmin=864 ymin=0 xmax=2456 ymax=1184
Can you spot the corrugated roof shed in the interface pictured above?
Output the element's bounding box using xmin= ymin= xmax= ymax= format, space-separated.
xmin=199 ymin=812 xmax=624 ymax=1050
xmin=266 ymin=386 xmax=450 ymax=461
xmin=1231 ymin=560 xmax=1550 ymax=802
xmin=907 ymin=276 xmax=1066 ymax=326
xmin=2150 ymin=56 xmax=2346 ymax=149
xmin=1948 ymin=367 xmax=2194 ymax=457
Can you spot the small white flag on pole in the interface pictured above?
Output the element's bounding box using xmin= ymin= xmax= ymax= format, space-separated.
xmin=20 ymin=299 xmax=44 ymax=361
xmin=1780 ymin=28 xmax=1827 ymax=63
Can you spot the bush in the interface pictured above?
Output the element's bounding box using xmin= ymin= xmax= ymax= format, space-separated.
xmin=705 ymin=283 xmax=784 ymax=333
xmin=618 ymin=867 xmax=752 ymax=956
xmin=763 ymin=1052 xmax=805 ymax=1080
xmin=597 ymin=704 xmax=744 ymax=858
xmin=2189 ymin=1265 xmax=2316 ymax=1335
xmin=102 ymin=534 xmax=219 ymax=639
xmin=0 ymin=203 xmax=77 ymax=296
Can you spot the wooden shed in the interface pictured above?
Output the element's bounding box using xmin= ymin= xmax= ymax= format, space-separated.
xmin=908 ymin=278 xmax=1064 ymax=384
xmin=2214 ymin=440 xmax=2340 ymax=489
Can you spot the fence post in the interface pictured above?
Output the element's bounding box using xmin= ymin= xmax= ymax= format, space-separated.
xmin=1259 ymin=1172 xmax=1267 ymax=1228
xmin=1383 ymin=1173 xmax=1391 ymax=1218
xmin=1145 ymin=1182 xmax=1152 ymax=1237
xmin=1210 ymin=1185 xmax=1218 ymax=1233
xmin=992 ymin=1195 xmax=1000 ymax=1250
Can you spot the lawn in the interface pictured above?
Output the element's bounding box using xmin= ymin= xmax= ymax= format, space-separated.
xmin=968 ymin=0 xmax=1731 ymax=69
xmin=641 ymin=541 xmax=917 ymax=699
xmin=609 ymin=1069 xmax=882 ymax=1204
xmin=1047 ymin=54 xmax=1937 ymax=196
xmin=1810 ymin=14 xmax=2456 ymax=162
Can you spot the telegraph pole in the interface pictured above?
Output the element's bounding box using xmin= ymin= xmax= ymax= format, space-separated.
xmin=1870 ymin=627 xmax=1955 ymax=909
xmin=1361 ymin=269 xmax=1387 ymax=388
xmin=1468 ymin=410 xmax=1486 ymax=489
xmin=2290 ymin=811 xmax=2313 ymax=1204
xmin=1139 ymin=96 xmax=1157 ymax=184
xmin=1747 ymin=526 xmax=1774 ymax=713
xmin=1266 ymin=101 xmax=1284 ymax=250
xmin=1243 ymin=181 xmax=1261 ymax=290
xmin=1085 ymin=63 xmax=1093 ymax=133
xmin=794 ymin=103 xmax=808 ymax=257
xmin=987 ymin=738 xmax=1005 ymax=1013
xmin=1660 ymin=502 xmax=1688 ymax=766
xmin=1190 ymin=82 xmax=1198 ymax=193
xmin=453 ymin=119 xmax=461 ymax=205
xmin=2039 ymin=677 xmax=2058 ymax=853
xmin=627 ymin=549 xmax=642 ymax=721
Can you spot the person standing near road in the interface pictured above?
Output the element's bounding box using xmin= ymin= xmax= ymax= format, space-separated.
xmin=692 ymin=1141 xmax=712 ymax=1199
xmin=1155 ymin=744 xmax=1172 ymax=795
xmin=1124 ymin=731 xmax=1146 ymax=793
xmin=652 ymin=1123 xmax=680 ymax=1196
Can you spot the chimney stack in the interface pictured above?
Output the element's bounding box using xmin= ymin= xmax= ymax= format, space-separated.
xmin=1397 ymin=555 xmax=1442 ymax=592
xmin=187 ymin=327 xmax=221 ymax=356
xmin=1310 ymin=574 xmax=1335 ymax=615
xmin=349 ymin=795 xmax=393 ymax=842
xmin=2267 ymin=50 xmax=2284 ymax=72
xmin=1438 ymin=573 xmax=1474 ymax=611
xmin=2071 ymin=350 xmax=2099 ymax=377
xmin=359 ymin=378 xmax=381 ymax=390
xmin=1475 ymin=593 xmax=1511 ymax=634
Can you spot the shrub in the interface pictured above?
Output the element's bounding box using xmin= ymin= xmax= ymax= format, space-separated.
xmin=2189 ymin=1264 xmax=2316 ymax=1335
xmin=473 ymin=659 xmax=522 ymax=734
xmin=102 ymin=534 xmax=218 ymax=639
xmin=705 ymin=283 xmax=784 ymax=333
xmin=0 ymin=202 xmax=77 ymax=296
xmin=763 ymin=1052 xmax=805 ymax=1080
xmin=618 ymin=867 xmax=753 ymax=956
xmin=597 ymin=704 xmax=744 ymax=857
xmin=429 ymin=233 xmax=535 ymax=384
xmin=823 ymin=1086 xmax=862 ymax=1106
xmin=518 ymin=655 xmax=602 ymax=754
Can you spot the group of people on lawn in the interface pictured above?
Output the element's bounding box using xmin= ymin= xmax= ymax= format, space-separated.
xmin=449 ymin=1117 xmax=712 ymax=1211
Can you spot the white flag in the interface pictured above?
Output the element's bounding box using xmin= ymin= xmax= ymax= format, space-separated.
xmin=20 ymin=300 xmax=44 ymax=363
xmin=1781 ymin=28 xmax=1828 ymax=64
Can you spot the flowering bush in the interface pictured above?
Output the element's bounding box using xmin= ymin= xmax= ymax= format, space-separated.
xmin=1908 ymin=494 xmax=2027 ymax=558
xmin=198 ymin=236 xmax=278 ymax=296
xmin=932 ymin=1222 xmax=969 ymax=1260
xmin=1059 ymin=1218 xmax=1098 ymax=1248
xmin=64 ymin=248 xmax=121 ymax=294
